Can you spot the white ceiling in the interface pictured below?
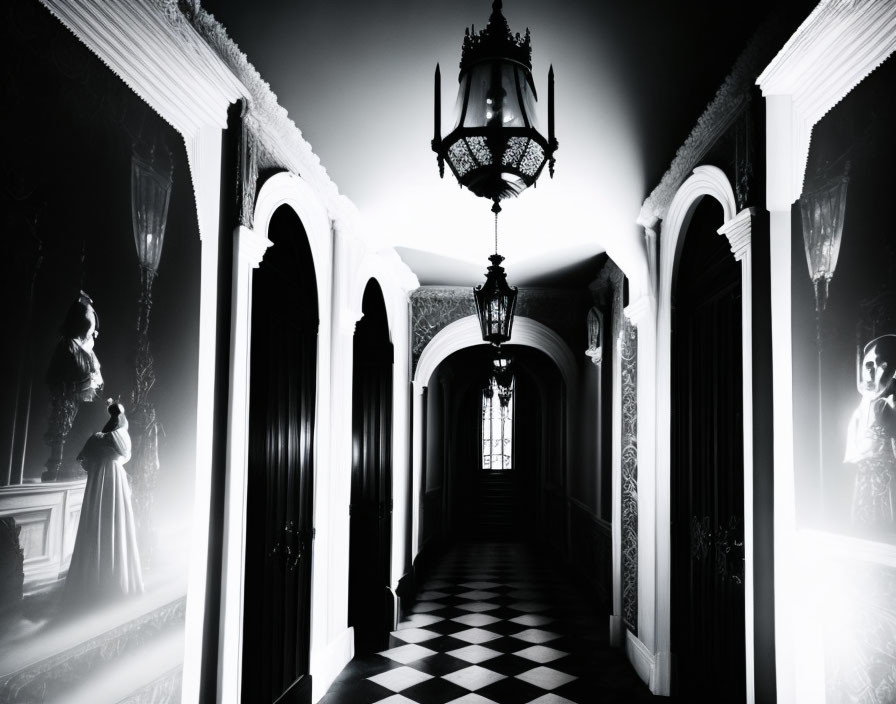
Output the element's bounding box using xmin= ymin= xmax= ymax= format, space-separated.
xmin=203 ymin=0 xmax=780 ymax=287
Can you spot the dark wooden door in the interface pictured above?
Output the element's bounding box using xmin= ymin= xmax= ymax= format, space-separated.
xmin=671 ymin=198 xmax=745 ymax=701
xmin=349 ymin=285 xmax=393 ymax=653
xmin=242 ymin=208 xmax=317 ymax=704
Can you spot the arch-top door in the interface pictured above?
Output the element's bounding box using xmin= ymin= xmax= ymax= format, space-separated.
xmin=670 ymin=195 xmax=745 ymax=701
xmin=242 ymin=205 xmax=318 ymax=703
xmin=349 ymin=279 xmax=394 ymax=653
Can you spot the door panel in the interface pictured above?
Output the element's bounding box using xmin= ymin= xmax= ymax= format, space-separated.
xmin=349 ymin=288 xmax=393 ymax=653
xmin=242 ymin=208 xmax=317 ymax=704
xmin=672 ymin=198 xmax=745 ymax=701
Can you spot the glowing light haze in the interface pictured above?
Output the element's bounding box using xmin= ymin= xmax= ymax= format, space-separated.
xmin=203 ymin=0 xmax=776 ymax=285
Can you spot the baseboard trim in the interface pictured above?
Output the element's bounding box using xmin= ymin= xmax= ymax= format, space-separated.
xmin=386 ymin=587 xmax=399 ymax=631
xmin=310 ymin=627 xmax=354 ymax=703
xmin=625 ymin=629 xmax=656 ymax=691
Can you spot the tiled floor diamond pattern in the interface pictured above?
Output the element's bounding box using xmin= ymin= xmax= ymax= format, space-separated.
xmin=318 ymin=542 xmax=659 ymax=703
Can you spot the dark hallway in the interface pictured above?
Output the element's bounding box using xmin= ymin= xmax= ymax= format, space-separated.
xmin=319 ymin=542 xmax=657 ymax=704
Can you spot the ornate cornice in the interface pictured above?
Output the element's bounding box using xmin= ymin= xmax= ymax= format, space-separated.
xmin=40 ymin=0 xmax=244 ymax=136
xmin=718 ymin=207 xmax=755 ymax=262
xmin=638 ymin=14 xmax=784 ymax=227
xmin=757 ymin=0 xmax=896 ymax=205
xmin=191 ymin=8 xmax=351 ymax=221
xmin=41 ymin=0 xmax=357 ymax=227
xmin=236 ymin=225 xmax=272 ymax=269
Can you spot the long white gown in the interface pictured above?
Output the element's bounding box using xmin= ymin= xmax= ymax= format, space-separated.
xmin=63 ymin=418 xmax=144 ymax=610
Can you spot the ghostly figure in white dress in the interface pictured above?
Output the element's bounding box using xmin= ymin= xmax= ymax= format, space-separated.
xmin=845 ymin=334 xmax=896 ymax=529
xmin=63 ymin=401 xmax=143 ymax=609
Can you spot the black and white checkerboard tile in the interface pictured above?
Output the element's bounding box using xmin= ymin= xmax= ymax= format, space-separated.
xmin=319 ymin=543 xmax=657 ymax=704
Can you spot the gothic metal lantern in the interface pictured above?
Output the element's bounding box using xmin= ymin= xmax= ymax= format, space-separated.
xmin=129 ymin=145 xmax=173 ymax=570
xmin=131 ymin=150 xmax=173 ymax=275
xmin=474 ymin=253 xmax=518 ymax=345
xmin=800 ymin=160 xmax=850 ymax=315
xmin=432 ymin=0 xmax=557 ymax=213
xmin=799 ymin=158 xmax=850 ymax=516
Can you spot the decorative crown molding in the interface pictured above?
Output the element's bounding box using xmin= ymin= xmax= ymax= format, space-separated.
xmin=756 ymin=0 xmax=896 ymax=205
xmin=40 ymin=0 xmax=245 ymax=136
xmin=190 ymin=8 xmax=350 ymax=220
xmin=638 ymin=13 xmax=785 ymax=227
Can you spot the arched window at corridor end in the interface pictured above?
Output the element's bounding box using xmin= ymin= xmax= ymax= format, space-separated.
xmin=481 ymin=376 xmax=513 ymax=470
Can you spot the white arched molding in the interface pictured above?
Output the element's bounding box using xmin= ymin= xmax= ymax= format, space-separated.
xmin=757 ymin=4 xmax=896 ymax=702
xmin=350 ymin=263 xmax=419 ymax=597
xmin=415 ymin=316 xmax=577 ymax=390
xmin=411 ymin=316 xmax=579 ymax=560
xmin=328 ymin=242 xmax=419 ymax=672
xmin=652 ymin=166 xmax=757 ymax=700
xmin=219 ymin=172 xmax=336 ymax=704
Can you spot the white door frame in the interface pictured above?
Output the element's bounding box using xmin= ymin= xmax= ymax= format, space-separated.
xmin=653 ymin=165 xmax=756 ymax=700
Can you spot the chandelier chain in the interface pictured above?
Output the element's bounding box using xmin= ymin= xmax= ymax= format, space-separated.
xmin=494 ymin=211 xmax=499 ymax=255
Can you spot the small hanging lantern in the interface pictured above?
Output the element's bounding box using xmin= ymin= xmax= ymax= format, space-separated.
xmin=492 ymin=351 xmax=514 ymax=404
xmin=492 ymin=350 xmax=513 ymax=382
xmin=432 ymin=0 xmax=557 ymax=214
xmin=474 ymin=253 xmax=518 ymax=345
xmin=474 ymin=211 xmax=518 ymax=345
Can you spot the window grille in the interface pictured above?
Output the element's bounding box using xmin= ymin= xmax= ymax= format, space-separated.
xmin=481 ymin=377 xmax=513 ymax=470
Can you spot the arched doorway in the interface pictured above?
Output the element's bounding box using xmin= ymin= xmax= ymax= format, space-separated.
xmin=349 ymin=279 xmax=394 ymax=653
xmin=242 ymin=205 xmax=318 ymax=703
xmin=671 ymin=196 xmax=745 ymax=701
xmin=422 ymin=345 xmax=561 ymax=547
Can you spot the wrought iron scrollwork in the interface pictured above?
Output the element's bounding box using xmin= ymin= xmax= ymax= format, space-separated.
xmin=690 ymin=515 xmax=711 ymax=561
xmin=271 ymin=520 xmax=305 ymax=571
xmin=715 ymin=515 xmax=745 ymax=585
xmin=690 ymin=514 xmax=744 ymax=586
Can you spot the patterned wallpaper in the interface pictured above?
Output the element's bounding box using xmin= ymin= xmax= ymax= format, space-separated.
xmin=620 ymin=315 xmax=639 ymax=636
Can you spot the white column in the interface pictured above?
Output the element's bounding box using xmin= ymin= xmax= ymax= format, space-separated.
xmin=718 ymin=206 xmax=757 ymax=704
xmin=324 ymin=223 xmax=363 ymax=648
xmin=182 ymin=125 xmax=223 ymax=704
xmin=766 ymin=93 xmax=798 ymax=704
xmin=217 ymin=225 xmax=272 ymax=704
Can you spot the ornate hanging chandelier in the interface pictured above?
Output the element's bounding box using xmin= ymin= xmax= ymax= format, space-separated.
xmin=432 ymin=0 xmax=557 ymax=214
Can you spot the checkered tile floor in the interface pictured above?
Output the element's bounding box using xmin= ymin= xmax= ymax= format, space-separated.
xmin=319 ymin=542 xmax=658 ymax=704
